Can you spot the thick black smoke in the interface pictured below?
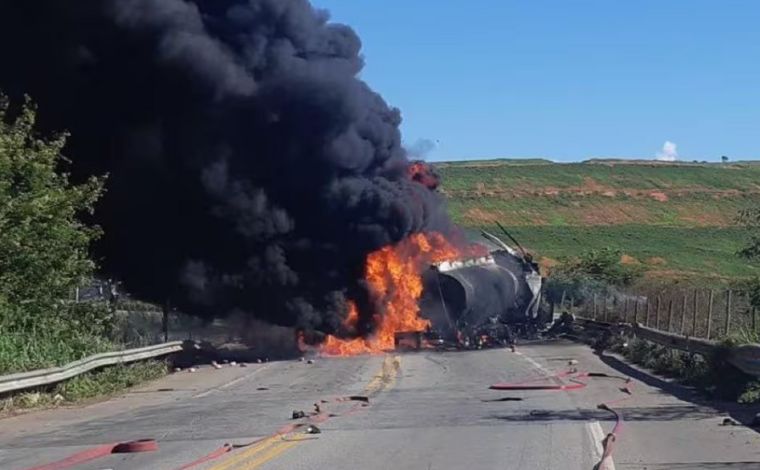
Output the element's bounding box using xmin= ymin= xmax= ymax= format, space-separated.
xmin=0 ymin=0 xmax=450 ymax=337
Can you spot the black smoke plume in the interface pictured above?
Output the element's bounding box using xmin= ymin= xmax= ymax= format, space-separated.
xmin=0 ymin=0 xmax=450 ymax=337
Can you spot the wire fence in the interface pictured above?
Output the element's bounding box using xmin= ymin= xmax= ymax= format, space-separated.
xmin=562 ymin=288 xmax=758 ymax=340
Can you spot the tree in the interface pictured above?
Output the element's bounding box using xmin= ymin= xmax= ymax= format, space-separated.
xmin=0 ymin=95 xmax=106 ymax=371
xmin=722 ymin=155 xmax=729 ymax=163
xmin=544 ymin=247 xmax=643 ymax=304
xmin=738 ymin=208 xmax=760 ymax=261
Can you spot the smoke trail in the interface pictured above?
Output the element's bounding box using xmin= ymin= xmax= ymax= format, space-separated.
xmin=0 ymin=0 xmax=450 ymax=337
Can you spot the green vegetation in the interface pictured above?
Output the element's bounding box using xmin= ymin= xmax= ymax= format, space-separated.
xmin=0 ymin=96 xmax=110 ymax=374
xmin=544 ymin=248 xmax=642 ymax=304
xmin=611 ymin=336 xmax=760 ymax=403
xmin=441 ymin=159 xmax=760 ymax=281
xmin=55 ymin=360 xmax=167 ymax=402
xmin=2 ymin=361 xmax=167 ymax=412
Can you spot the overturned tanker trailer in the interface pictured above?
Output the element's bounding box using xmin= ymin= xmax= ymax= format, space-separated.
xmin=416 ymin=230 xmax=544 ymax=345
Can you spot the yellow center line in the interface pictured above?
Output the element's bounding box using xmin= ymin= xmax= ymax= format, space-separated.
xmin=209 ymin=355 xmax=401 ymax=469
xmin=364 ymin=355 xmax=401 ymax=395
xmin=238 ymin=439 xmax=300 ymax=470
xmin=208 ymin=436 xmax=279 ymax=470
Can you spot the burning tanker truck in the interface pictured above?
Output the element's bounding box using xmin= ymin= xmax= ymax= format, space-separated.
xmin=408 ymin=228 xmax=544 ymax=350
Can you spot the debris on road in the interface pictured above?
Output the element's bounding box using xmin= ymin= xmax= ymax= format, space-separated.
xmin=314 ymin=403 xmax=321 ymax=413
xmin=187 ymin=367 xmax=197 ymax=373
xmin=722 ymin=417 xmax=739 ymax=426
xmin=292 ymin=410 xmax=306 ymax=419
xmin=173 ymin=367 xmax=182 ymax=373
xmin=305 ymin=424 xmax=321 ymax=434
xmin=306 ymin=359 xmax=315 ymax=364
xmin=211 ymin=361 xmax=222 ymax=370
xmin=230 ymin=361 xmax=237 ymax=366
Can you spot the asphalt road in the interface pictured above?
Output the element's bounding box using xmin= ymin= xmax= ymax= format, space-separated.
xmin=2 ymin=340 xmax=760 ymax=470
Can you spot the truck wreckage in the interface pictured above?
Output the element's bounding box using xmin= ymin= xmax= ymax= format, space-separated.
xmin=396 ymin=228 xmax=545 ymax=350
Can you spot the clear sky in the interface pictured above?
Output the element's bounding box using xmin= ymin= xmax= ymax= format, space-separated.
xmin=312 ymin=0 xmax=760 ymax=162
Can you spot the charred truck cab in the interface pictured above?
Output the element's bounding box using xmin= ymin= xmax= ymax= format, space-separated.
xmin=414 ymin=230 xmax=543 ymax=349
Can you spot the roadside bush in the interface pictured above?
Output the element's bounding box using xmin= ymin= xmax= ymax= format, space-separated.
xmin=0 ymin=95 xmax=107 ymax=373
xmin=545 ymin=247 xmax=644 ymax=304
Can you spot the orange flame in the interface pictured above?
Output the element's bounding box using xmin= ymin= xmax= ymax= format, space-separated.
xmin=317 ymin=232 xmax=471 ymax=356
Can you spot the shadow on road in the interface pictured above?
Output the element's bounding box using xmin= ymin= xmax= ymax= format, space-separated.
xmin=594 ymin=350 xmax=760 ymax=432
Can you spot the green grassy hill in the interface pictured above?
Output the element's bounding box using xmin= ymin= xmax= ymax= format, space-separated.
xmin=437 ymin=160 xmax=760 ymax=282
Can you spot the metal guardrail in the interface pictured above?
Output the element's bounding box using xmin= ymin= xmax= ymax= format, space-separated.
xmin=577 ymin=316 xmax=760 ymax=378
xmin=0 ymin=341 xmax=185 ymax=394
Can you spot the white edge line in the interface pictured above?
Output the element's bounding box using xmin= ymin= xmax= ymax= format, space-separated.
xmin=588 ymin=421 xmax=616 ymax=470
xmin=514 ymin=349 xmax=615 ymax=470
xmin=193 ymin=364 xmax=270 ymax=398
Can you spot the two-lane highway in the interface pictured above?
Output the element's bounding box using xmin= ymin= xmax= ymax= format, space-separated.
xmin=2 ymin=340 xmax=760 ymax=469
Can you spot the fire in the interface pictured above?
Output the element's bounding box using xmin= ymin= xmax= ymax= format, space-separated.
xmin=408 ymin=161 xmax=440 ymax=190
xmin=317 ymin=232 xmax=465 ymax=356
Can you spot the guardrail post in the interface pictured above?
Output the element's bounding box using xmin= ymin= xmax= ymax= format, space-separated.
xmin=655 ymin=296 xmax=661 ymax=330
xmin=724 ymin=289 xmax=733 ymax=337
xmin=706 ymin=290 xmax=714 ymax=339
xmin=667 ymin=299 xmax=674 ymax=332
xmin=679 ymin=293 xmax=687 ymax=334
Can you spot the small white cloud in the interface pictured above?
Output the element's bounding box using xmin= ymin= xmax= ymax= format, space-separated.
xmin=656 ymin=141 xmax=678 ymax=161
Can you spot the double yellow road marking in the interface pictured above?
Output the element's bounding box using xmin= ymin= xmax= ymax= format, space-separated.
xmin=364 ymin=355 xmax=401 ymax=396
xmin=208 ymin=436 xmax=306 ymax=470
xmin=209 ymin=354 xmax=401 ymax=469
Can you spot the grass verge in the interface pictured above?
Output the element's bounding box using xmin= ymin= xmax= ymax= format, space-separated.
xmin=1 ymin=360 xmax=168 ymax=414
xmin=608 ymin=335 xmax=760 ymax=404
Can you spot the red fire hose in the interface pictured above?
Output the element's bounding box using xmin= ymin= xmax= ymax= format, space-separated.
xmin=24 ymin=439 xmax=158 ymax=470
xmin=489 ymin=369 xmax=633 ymax=469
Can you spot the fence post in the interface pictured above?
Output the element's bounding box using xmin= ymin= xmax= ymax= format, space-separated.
xmin=655 ymin=296 xmax=661 ymax=329
xmin=753 ymin=307 xmax=757 ymax=333
xmin=645 ymin=298 xmax=651 ymax=326
xmin=162 ymin=301 xmax=170 ymax=343
xmin=691 ymin=290 xmax=698 ymax=337
xmin=593 ymin=293 xmax=598 ymax=320
xmin=603 ymin=295 xmax=609 ymax=322
xmin=633 ymin=299 xmax=639 ymax=324
xmin=560 ymin=290 xmax=566 ymax=311
xmin=679 ymin=293 xmax=687 ymax=334
xmin=667 ymin=299 xmax=674 ymax=332
xmin=724 ymin=289 xmax=732 ymax=337
xmin=706 ymin=290 xmax=714 ymax=339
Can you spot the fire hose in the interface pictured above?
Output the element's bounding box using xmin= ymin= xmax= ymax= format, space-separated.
xmin=23 ymin=439 xmax=159 ymax=470
xmin=22 ymin=395 xmax=370 ymax=470
xmin=490 ymin=369 xmax=633 ymax=469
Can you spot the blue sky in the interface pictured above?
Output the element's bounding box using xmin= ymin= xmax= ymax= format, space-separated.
xmin=312 ymin=0 xmax=760 ymax=162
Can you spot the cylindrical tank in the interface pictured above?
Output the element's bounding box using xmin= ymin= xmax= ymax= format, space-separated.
xmin=419 ymin=250 xmax=539 ymax=337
